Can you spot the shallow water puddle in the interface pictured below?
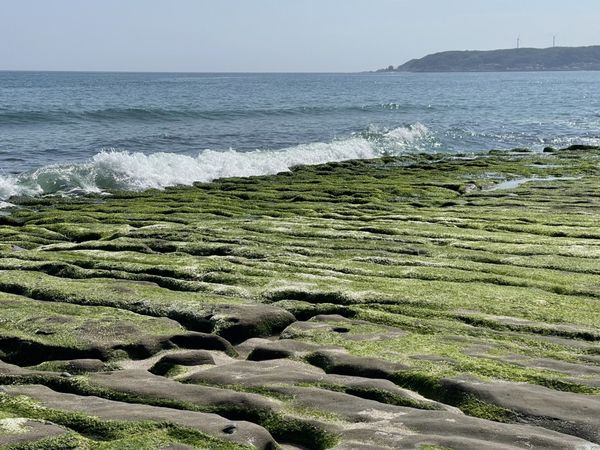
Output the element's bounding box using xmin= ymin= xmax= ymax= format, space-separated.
xmin=488 ymin=176 xmax=581 ymax=191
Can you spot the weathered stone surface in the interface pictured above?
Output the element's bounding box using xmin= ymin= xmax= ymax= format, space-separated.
xmin=186 ymin=358 xmax=326 ymax=386
xmin=0 ymin=360 xmax=32 ymax=376
xmin=306 ymin=350 xmax=406 ymax=379
xmin=89 ymin=369 xmax=281 ymax=419
xmin=150 ymin=350 xmax=216 ymax=376
xmin=281 ymin=314 xmax=406 ymax=343
xmin=521 ymin=357 xmax=600 ymax=377
xmin=28 ymin=358 xmax=109 ymax=374
xmin=185 ymin=358 xmax=448 ymax=411
xmin=2 ymin=384 xmax=277 ymax=449
xmin=235 ymin=338 xmax=277 ymax=359
xmin=467 ymin=352 xmax=600 ymax=387
xmin=442 ymin=378 xmax=600 ymax=443
xmin=274 ymin=386 xmax=598 ymax=450
xmin=62 ymin=358 xmax=108 ymax=373
xmin=0 ymin=294 xmax=188 ymax=365
xmin=207 ymin=304 xmax=296 ymax=344
xmin=1 ymin=150 xmax=600 ymax=448
xmin=455 ymin=311 xmax=600 ymax=341
xmin=0 ymin=418 xmax=69 ymax=446
xmin=169 ymin=331 xmax=237 ymax=355
xmin=246 ymin=339 xmax=331 ymax=361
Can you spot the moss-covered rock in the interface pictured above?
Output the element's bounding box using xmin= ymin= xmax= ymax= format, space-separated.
xmin=1 ymin=147 xmax=600 ymax=448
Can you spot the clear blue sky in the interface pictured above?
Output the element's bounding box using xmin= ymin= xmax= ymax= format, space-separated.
xmin=1 ymin=0 xmax=599 ymax=72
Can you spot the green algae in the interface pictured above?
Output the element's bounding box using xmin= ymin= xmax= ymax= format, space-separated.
xmin=0 ymin=292 xmax=184 ymax=365
xmin=1 ymin=147 xmax=600 ymax=447
xmin=0 ymin=394 xmax=251 ymax=450
xmin=0 ymin=373 xmax=334 ymax=450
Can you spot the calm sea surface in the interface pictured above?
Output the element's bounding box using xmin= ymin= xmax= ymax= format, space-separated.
xmin=1 ymin=71 xmax=599 ymax=199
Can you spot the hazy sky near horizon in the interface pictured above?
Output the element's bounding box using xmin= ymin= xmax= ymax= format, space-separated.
xmin=2 ymin=0 xmax=599 ymax=72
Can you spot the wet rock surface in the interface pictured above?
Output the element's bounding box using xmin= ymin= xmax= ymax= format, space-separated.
xmin=1 ymin=148 xmax=600 ymax=448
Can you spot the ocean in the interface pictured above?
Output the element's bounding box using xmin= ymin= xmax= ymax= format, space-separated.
xmin=1 ymin=70 xmax=599 ymax=202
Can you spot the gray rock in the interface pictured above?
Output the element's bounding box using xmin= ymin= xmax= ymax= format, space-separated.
xmin=204 ymin=304 xmax=296 ymax=344
xmin=89 ymin=369 xmax=281 ymax=420
xmin=184 ymin=358 xmax=448 ymax=411
xmin=247 ymin=339 xmax=329 ymax=361
xmin=442 ymin=377 xmax=600 ymax=443
xmin=169 ymin=331 xmax=237 ymax=356
xmin=307 ymin=350 xmax=407 ymax=379
xmin=0 ymin=359 xmax=32 ymax=376
xmin=270 ymin=385 xmax=597 ymax=450
xmin=0 ymin=419 xmax=69 ymax=446
xmin=281 ymin=315 xmax=406 ymax=343
xmin=1 ymin=384 xmax=277 ymax=449
xmin=185 ymin=358 xmax=327 ymax=387
xmin=150 ymin=350 xmax=216 ymax=376
xmin=65 ymin=358 xmax=109 ymax=373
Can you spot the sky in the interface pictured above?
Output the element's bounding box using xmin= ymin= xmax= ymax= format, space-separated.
xmin=1 ymin=0 xmax=599 ymax=72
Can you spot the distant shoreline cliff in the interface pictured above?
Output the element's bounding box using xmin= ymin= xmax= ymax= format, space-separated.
xmin=378 ymin=46 xmax=600 ymax=72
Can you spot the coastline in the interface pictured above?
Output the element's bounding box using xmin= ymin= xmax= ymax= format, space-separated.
xmin=1 ymin=146 xmax=599 ymax=448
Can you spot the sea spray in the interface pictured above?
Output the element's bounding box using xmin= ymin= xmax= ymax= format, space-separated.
xmin=4 ymin=71 xmax=600 ymax=181
xmin=0 ymin=124 xmax=431 ymax=202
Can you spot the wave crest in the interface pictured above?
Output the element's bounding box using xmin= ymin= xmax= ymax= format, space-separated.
xmin=0 ymin=123 xmax=432 ymax=201
xmin=0 ymin=103 xmax=433 ymax=125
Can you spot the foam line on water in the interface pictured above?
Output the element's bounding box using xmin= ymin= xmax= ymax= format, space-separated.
xmin=0 ymin=123 xmax=431 ymax=202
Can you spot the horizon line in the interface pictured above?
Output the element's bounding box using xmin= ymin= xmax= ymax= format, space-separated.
xmin=0 ymin=69 xmax=364 ymax=74
xmin=3 ymin=44 xmax=599 ymax=74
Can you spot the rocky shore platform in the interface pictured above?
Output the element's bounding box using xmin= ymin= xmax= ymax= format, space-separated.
xmin=0 ymin=146 xmax=599 ymax=449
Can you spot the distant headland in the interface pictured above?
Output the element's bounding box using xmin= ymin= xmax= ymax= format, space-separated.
xmin=378 ymin=45 xmax=600 ymax=72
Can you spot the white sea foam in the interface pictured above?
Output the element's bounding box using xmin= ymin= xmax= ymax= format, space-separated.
xmin=0 ymin=124 xmax=431 ymax=202
xmin=0 ymin=174 xmax=40 ymax=199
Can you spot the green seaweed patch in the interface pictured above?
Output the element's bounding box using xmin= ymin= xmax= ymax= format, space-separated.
xmin=296 ymin=382 xmax=441 ymax=411
xmin=262 ymin=414 xmax=339 ymax=450
xmin=455 ymin=395 xmax=519 ymax=423
xmin=0 ymin=393 xmax=250 ymax=449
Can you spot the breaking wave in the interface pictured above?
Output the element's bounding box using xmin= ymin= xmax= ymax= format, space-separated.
xmin=0 ymin=123 xmax=432 ymax=202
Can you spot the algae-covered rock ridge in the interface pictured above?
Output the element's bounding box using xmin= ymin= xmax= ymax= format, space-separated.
xmin=0 ymin=145 xmax=599 ymax=449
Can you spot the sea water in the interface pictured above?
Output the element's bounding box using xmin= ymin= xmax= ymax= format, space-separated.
xmin=1 ymin=71 xmax=599 ymax=200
